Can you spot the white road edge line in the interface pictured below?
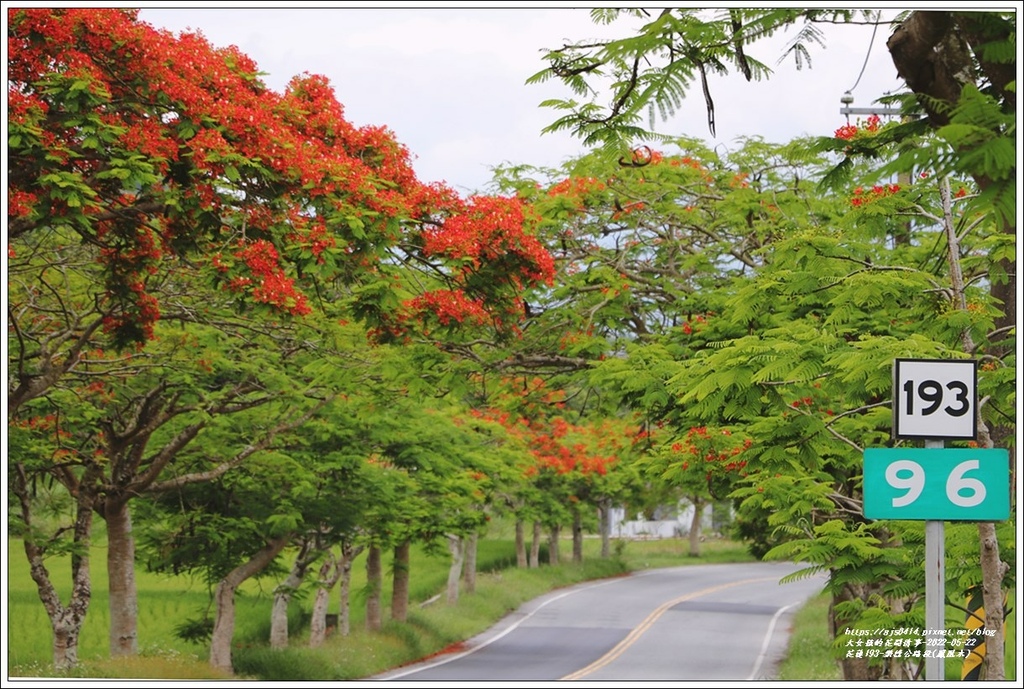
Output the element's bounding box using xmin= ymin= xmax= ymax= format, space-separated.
xmin=377 ymin=574 xmax=634 ymax=680
xmin=748 ymin=601 xmax=798 ymax=681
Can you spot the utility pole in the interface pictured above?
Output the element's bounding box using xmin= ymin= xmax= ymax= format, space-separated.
xmin=839 ymin=91 xmax=900 ymax=120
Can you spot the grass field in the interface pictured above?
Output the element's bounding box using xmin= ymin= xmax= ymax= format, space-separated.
xmin=5 ymin=531 xmax=1016 ymax=681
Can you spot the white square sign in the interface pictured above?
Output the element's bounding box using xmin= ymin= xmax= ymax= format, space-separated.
xmin=892 ymin=359 xmax=977 ymax=440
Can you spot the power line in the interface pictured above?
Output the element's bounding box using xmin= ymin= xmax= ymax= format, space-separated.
xmin=840 ymin=12 xmax=900 ymax=120
xmin=847 ymin=11 xmax=881 ymax=95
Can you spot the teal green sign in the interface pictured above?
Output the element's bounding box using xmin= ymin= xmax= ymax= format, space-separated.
xmin=864 ymin=448 xmax=1010 ymax=521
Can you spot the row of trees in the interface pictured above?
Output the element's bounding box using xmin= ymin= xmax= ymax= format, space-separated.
xmin=525 ymin=8 xmax=1015 ymax=681
xmin=7 ymin=7 xmax=1016 ymax=681
xmin=5 ymin=7 xmax=617 ymax=675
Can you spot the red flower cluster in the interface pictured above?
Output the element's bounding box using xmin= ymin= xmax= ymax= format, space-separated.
xmin=788 ymin=389 xmax=834 ymax=417
xmin=8 ymin=8 xmax=554 ymax=349
xmin=405 ymin=289 xmax=490 ymax=327
xmin=423 ymin=195 xmax=555 ymax=285
xmin=547 ymin=176 xmax=607 ymax=199
xmin=849 ymin=183 xmax=900 ymax=207
xmin=229 ymin=240 xmax=311 ymax=316
xmin=680 ymin=312 xmax=712 ymax=336
xmin=834 ymin=114 xmax=881 ymax=141
xmin=671 ymin=426 xmax=751 ymax=477
xmin=470 ymin=378 xmax=623 ymax=478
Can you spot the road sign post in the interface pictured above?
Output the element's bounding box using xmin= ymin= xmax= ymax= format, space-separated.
xmin=863 ymin=359 xmax=1007 ymax=681
xmin=924 ymin=440 xmax=945 ymax=684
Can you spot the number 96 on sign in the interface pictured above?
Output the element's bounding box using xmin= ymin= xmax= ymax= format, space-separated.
xmin=864 ymin=448 xmax=1010 ymax=521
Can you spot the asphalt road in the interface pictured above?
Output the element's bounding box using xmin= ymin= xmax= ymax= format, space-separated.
xmin=372 ymin=560 xmax=828 ymax=682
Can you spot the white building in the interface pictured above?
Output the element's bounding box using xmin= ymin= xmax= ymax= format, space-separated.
xmin=608 ymin=501 xmax=716 ymax=539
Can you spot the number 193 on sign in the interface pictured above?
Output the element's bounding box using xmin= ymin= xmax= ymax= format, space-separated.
xmin=864 ymin=448 xmax=1010 ymax=521
xmin=892 ymin=359 xmax=977 ymax=440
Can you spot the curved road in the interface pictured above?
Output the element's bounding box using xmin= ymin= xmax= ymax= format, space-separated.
xmin=373 ymin=561 xmax=827 ymax=682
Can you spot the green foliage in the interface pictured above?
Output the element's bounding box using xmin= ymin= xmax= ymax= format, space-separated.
xmin=174 ymin=617 xmax=215 ymax=645
xmin=497 ymin=127 xmax=1014 ymax=679
xmin=531 ymin=9 xmax=871 ymax=145
xmin=9 ymin=9 xmax=1016 ymax=682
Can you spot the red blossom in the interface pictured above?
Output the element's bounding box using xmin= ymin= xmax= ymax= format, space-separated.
xmin=405 ymin=289 xmax=490 ymax=327
xmin=8 ymin=8 xmax=554 ymax=348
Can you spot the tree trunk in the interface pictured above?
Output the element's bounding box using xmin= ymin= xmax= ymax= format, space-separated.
xmin=979 ymin=521 xmax=1008 ymax=679
xmin=338 ymin=542 xmax=362 ymax=637
xmin=831 ymin=582 xmax=884 ymax=681
xmin=270 ymin=539 xmax=317 ymax=649
xmin=515 ymin=520 xmax=527 ymax=568
xmin=104 ymin=498 xmax=138 ymax=657
xmin=548 ymin=524 xmax=561 ymax=565
xmin=572 ymin=510 xmax=584 ymax=564
xmin=13 ymin=464 xmax=95 ymax=670
xmin=883 ymin=594 xmax=916 ymax=680
xmin=886 ymin=12 xmax=970 ymax=130
xmin=463 ymin=531 xmax=478 ymax=594
xmin=391 ymin=540 xmax=410 ymax=622
xmin=308 ymin=559 xmax=333 ymax=648
xmin=446 ymin=535 xmax=464 ymax=604
xmin=889 ymin=13 xmax=1018 ymax=467
xmin=529 ymin=521 xmax=542 ymax=568
xmin=365 ymin=544 xmax=383 ymax=632
xmin=688 ymin=497 xmax=704 ymax=557
xmin=598 ymin=498 xmax=612 ymax=559
xmin=936 ymin=175 xmax=1009 ymax=681
xmin=209 ymin=535 xmax=291 ymax=674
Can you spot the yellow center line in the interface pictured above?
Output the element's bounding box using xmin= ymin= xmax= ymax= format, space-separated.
xmin=561 ymin=576 xmax=778 ymax=681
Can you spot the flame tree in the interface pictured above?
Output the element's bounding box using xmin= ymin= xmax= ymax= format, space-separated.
xmin=7 ymin=8 xmax=553 ymax=669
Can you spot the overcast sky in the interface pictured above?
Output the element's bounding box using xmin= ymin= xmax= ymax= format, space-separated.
xmin=135 ymin=6 xmax=907 ymax=194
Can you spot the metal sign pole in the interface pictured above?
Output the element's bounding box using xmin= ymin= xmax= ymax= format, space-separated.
xmin=875 ymin=359 xmax=1004 ymax=681
xmin=924 ymin=438 xmax=945 ymax=681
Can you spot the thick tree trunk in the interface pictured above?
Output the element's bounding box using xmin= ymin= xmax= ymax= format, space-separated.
xmin=529 ymin=521 xmax=542 ymax=568
xmin=688 ymin=497 xmax=704 ymax=557
xmin=308 ymin=558 xmax=334 ymax=648
xmin=391 ymin=540 xmax=410 ymax=622
xmin=14 ymin=465 xmax=95 ymax=671
xmin=365 ymin=544 xmax=383 ymax=632
xmin=104 ymin=499 xmax=138 ymax=657
xmin=338 ymin=542 xmax=362 ymax=636
xmin=209 ymin=535 xmax=290 ymax=674
xmin=270 ymin=540 xmax=317 ymax=649
xmin=446 ymin=535 xmax=464 ymax=604
xmin=831 ymin=582 xmax=884 ymax=681
xmin=463 ymin=531 xmax=478 ymax=594
xmin=209 ymin=583 xmax=237 ymax=673
xmin=49 ymin=611 xmax=85 ymax=672
xmin=572 ymin=510 xmax=584 ymax=563
xmin=515 ymin=520 xmax=528 ymax=567
xmin=548 ymin=524 xmax=561 ymax=565
xmin=598 ymin=498 xmax=612 ymax=559
xmin=886 ymin=12 xmax=970 ymax=129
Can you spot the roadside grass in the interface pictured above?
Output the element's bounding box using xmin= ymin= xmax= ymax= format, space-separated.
xmin=776 ymin=590 xmax=1018 ymax=682
xmin=7 ymin=533 xmax=1014 ymax=681
xmin=775 ymin=591 xmax=842 ymax=681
